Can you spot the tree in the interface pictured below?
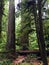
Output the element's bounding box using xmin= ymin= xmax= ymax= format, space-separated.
xmin=33 ymin=0 xmax=48 ymax=65
xmin=6 ymin=0 xmax=16 ymax=57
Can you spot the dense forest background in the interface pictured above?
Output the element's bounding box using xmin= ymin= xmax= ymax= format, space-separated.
xmin=0 ymin=0 xmax=49 ymax=51
xmin=0 ymin=0 xmax=49 ymax=65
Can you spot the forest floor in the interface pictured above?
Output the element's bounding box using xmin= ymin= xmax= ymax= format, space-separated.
xmin=13 ymin=56 xmax=49 ymax=65
xmin=0 ymin=58 xmax=49 ymax=65
xmin=13 ymin=59 xmax=43 ymax=65
xmin=0 ymin=54 xmax=49 ymax=65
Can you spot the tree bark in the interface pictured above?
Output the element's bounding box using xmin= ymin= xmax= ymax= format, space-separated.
xmin=33 ymin=0 xmax=48 ymax=65
xmin=6 ymin=0 xmax=16 ymax=56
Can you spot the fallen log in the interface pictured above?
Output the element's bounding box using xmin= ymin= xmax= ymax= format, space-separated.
xmin=0 ymin=50 xmax=49 ymax=56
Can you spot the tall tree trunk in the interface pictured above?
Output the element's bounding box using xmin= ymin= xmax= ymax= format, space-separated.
xmin=37 ymin=1 xmax=48 ymax=65
xmin=33 ymin=0 xmax=48 ymax=65
xmin=6 ymin=0 xmax=15 ymax=56
xmin=0 ymin=0 xmax=4 ymax=43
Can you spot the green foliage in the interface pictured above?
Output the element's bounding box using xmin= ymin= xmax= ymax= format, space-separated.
xmin=16 ymin=0 xmax=38 ymax=50
xmin=0 ymin=0 xmax=49 ymax=51
xmin=0 ymin=60 xmax=13 ymax=65
xmin=0 ymin=0 xmax=9 ymax=51
xmin=16 ymin=0 xmax=49 ymax=50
